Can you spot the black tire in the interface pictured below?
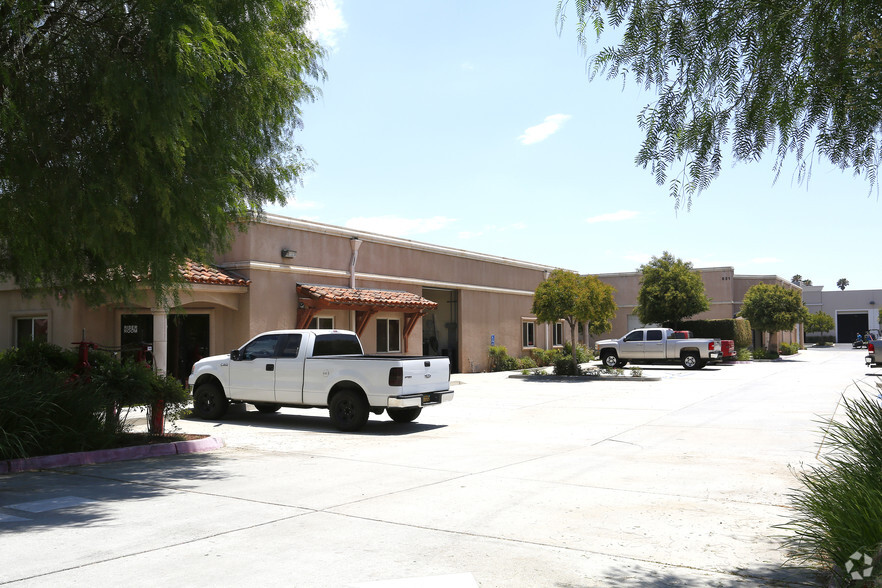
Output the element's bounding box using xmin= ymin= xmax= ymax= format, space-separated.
xmin=329 ymin=389 xmax=370 ymax=432
xmin=193 ymin=382 xmax=229 ymax=420
xmin=254 ymin=403 xmax=281 ymax=414
xmin=697 ymin=359 xmax=709 ymax=369
xmin=615 ymin=359 xmax=628 ymax=368
xmin=387 ymin=406 xmax=422 ymax=423
xmin=601 ymin=352 xmax=619 ymax=369
xmin=682 ymin=352 xmax=701 ymax=370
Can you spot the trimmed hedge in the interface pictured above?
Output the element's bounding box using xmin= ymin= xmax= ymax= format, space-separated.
xmin=670 ymin=318 xmax=752 ymax=348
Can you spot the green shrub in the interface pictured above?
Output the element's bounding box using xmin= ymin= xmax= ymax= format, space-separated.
xmin=736 ymin=347 xmax=752 ymax=361
xmin=529 ymin=347 xmax=563 ymax=367
xmin=563 ymin=341 xmax=593 ymax=363
xmin=752 ymin=348 xmax=780 ymax=360
xmin=488 ymin=345 xmax=518 ymax=372
xmin=0 ymin=341 xmax=193 ymax=460
xmin=516 ymin=356 xmax=537 ymax=370
xmin=553 ymin=357 xmax=582 ymax=376
xmin=781 ymin=392 xmax=882 ymax=584
xmin=779 ymin=342 xmax=801 ymax=356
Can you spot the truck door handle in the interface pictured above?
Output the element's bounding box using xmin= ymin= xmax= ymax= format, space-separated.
xmin=266 ymin=364 xmax=274 ymax=371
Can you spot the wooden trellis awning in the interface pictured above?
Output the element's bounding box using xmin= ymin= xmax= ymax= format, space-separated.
xmin=296 ymin=284 xmax=437 ymax=352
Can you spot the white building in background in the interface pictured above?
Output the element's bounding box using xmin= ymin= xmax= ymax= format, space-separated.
xmin=802 ymin=285 xmax=882 ymax=342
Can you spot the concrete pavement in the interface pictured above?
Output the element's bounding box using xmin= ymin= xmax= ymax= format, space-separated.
xmin=1 ymin=345 xmax=877 ymax=586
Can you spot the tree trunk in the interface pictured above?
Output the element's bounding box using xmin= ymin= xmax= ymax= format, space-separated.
xmin=570 ymin=322 xmax=579 ymax=373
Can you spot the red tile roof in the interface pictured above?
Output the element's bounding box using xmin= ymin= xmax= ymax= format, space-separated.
xmin=180 ymin=261 xmax=250 ymax=286
xmin=297 ymin=284 xmax=437 ymax=310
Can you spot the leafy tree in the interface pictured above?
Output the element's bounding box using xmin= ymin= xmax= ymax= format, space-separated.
xmin=792 ymin=275 xmax=814 ymax=287
xmin=636 ymin=252 xmax=710 ymax=327
xmin=0 ymin=1 xmax=325 ymax=304
xmin=556 ymin=1 xmax=882 ymax=207
xmin=837 ymin=278 xmax=850 ymax=291
xmin=739 ymin=284 xmax=809 ymax=350
xmin=532 ymin=269 xmax=617 ymax=371
xmin=804 ymin=311 xmax=834 ymax=334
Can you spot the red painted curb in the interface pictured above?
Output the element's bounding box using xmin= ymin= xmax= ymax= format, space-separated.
xmin=2 ymin=436 xmax=224 ymax=474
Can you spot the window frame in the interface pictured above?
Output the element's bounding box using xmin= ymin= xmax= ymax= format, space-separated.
xmin=308 ymin=316 xmax=334 ymax=329
xmin=522 ymin=321 xmax=536 ymax=349
xmin=376 ymin=318 xmax=402 ymax=353
xmin=16 ymin=316 xmax=49 ymax=347
xmin=552 ymin=322 xmax=564 ymax=347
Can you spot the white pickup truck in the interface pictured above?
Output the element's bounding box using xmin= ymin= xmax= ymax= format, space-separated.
xmin=188 ymin=329 xmax=454 ymax=431
xmin=595 ymin=328 xmax=722 ymax=370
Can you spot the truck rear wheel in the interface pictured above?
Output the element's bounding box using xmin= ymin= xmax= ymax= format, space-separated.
xmin=329 ymin=389 xmax=369 ymax=432
xmin=387 ymin=406 xmax=422 ymax=423
xmin=682 ymin=352 xmax=700 ymax=370
xmin=193 ymin=382 xmax=229 ymax=420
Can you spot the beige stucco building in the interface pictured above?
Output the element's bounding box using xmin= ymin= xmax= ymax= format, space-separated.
xmin=1 ymin=215 xmax=809 ymax=375
xmin=1 ymin=215 xmax=573 ymax=377
xmin=590 ymin=267 xmax=802 ymax=348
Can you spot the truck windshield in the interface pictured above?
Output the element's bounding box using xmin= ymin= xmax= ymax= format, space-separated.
xmin=313 ymin=334 xmax=363 ymax=356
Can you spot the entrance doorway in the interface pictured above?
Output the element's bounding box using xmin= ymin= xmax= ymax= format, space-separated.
xmin=121 ymin=314 xmax=154 ymax=365
xmin=120 ymin=313 xmax=209 ymax=382
xmin=168 ymin=314 xmax=210 ymax=383
xmin=422 ymin=289 xmax=459 ymax=372
xmin=837 ymin=312 xmax=869 ymax=343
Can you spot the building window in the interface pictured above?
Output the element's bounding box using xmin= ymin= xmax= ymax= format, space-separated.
xmin=16 ymin=317 xmax=48 ymax=347
xmin=553 ymin=323 xmax=564 ymax=347
xmin=308 ymin=317 xmax=334 ymax=329
xmin=377 ymin=318 xmax=401 ymax=353
xmin=522 ymin=321 xmax=536 ymax=348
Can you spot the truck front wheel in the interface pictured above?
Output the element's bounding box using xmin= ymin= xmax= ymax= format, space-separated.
xmin=682 ymin=352 xmax=701 ymax=370
xmin=329 ymin=389 xmax=370 ymax=432
xmin=387 ymin=406 xmax=422 ymax=423
xmin=601 ymin=352 xmax=620 ymax=369
xmin=193 ymin=382 xmax=229 ymax=420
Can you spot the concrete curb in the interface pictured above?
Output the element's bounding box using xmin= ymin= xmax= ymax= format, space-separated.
xmin=0 ymin=436 xmax=224 ymax=475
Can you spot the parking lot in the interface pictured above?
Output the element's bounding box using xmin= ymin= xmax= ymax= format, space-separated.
xmin=1 ymin=345 xmax=877 ymax=587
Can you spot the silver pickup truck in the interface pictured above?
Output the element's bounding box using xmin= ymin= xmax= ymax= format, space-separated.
xmin=595 ymin=328 xmax=722 ymax=370
xmin=188 ymin=329 xmax=453 ymax=431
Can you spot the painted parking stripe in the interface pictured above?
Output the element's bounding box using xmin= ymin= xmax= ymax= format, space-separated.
xmin=7 ymin=496 xmax=96 ymax=513
xmin=351 ymin=573 xmax=478 ymax=587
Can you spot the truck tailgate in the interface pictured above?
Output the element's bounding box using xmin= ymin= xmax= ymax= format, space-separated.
xmin=401 ymin=358 xmax=450 ymax=394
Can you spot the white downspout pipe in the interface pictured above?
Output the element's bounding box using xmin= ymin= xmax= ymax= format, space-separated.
xmin=349 ymin=237 xmax=362 ymax=289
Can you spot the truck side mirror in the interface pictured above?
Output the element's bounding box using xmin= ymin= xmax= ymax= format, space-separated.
xmin=230 ymin=349 xmax=241 ymax=361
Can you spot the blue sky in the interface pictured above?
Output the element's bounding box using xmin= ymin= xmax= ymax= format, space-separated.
xmin=267 ymin=0 xmax=879 ymax=291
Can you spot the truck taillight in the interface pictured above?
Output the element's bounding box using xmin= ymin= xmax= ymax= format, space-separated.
xmin=389 ymin=367 xmax=403 ymax=387
xmin=869 ymin=342 xmax=875 ymax=353
xmin=708 ymin=341 xmax=715 ymax=351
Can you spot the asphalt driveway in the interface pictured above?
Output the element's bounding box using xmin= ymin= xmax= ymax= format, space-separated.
xmin=1 ymin=345 xmax=876 ymax=587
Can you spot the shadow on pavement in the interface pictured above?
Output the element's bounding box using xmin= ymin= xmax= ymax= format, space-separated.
xmin=182 ymin=408 xmax=446 ymax=436
xmin=0 ymin=452 xmax=227 ymax=532
xmin=579 ymin=561 xmax=822 ymax=587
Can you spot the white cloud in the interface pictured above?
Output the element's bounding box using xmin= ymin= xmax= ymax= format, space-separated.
xmin=518 ymin=114 xmax=571 ymax=145
xmin=308 ymin=0 xmax=347 ymax=50
xmin=585 ymin=210 xmax=639 ymax=224
xmin=345 ymin=215 xmax=456 ymax=238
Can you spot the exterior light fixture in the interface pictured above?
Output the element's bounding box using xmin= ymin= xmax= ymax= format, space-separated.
xmin=281 ymin=249 xmax=297 ymax=259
